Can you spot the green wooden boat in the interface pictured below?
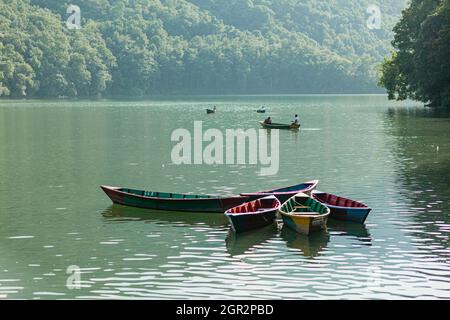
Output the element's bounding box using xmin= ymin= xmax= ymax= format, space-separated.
xmin=279 ymin=193 xmax=330 ymax=235
xmin=101 ymin=186 xmax=249 ymax=213
xmin=259 ymin=121 xmax=300 ymax=130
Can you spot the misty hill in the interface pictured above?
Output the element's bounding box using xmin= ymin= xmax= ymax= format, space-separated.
xmin=0 ymin=0 xmax=406 ymax=98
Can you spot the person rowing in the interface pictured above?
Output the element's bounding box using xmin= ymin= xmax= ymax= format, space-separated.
xmin=264 ymin=117 xmax=272 ymax=124
xmin=292 ymin=114 xmax=300 ymax=125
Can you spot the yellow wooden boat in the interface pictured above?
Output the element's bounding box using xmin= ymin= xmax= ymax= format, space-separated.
xmin=278 ymin=193 xmax=330 ymax=235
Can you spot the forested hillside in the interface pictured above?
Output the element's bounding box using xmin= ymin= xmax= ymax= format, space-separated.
xmin=380 ymin=0 xmax=450 ymax=107
xmin=0 ymin=0 xmax=406 ymax=98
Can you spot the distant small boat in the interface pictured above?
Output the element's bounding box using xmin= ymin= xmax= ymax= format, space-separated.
xmin=259 ymin=121 xmax=300 ymax=130
xmin=225 ymin=195 xmax=281 ymax=233
xmin=241 ymin=180 xmax=318 ymax=203
xmin=257 ymin=107 xmax=266 ymax=113
xmin=279 ymin=193 xmax=330 ymax=235
xmin=312 ymin=190 xmax=372 ymax=224
xmin=100 ymin=186 xmax=249 ymax=213
xmin=206 ymin=108 xmax=216 ymax=114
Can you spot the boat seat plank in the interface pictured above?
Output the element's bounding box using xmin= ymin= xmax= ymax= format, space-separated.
xmin=294 ymin=205 xmax=309 ymax=209
xmin=291 ymin=211 xmax=322 ymax=216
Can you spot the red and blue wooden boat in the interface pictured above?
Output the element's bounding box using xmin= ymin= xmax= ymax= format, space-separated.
xmin=225 ymin=196 xmax=281 ymax=233
xmin=240 ymin=180 xmax=318 ymax=203
xmin=101 ymin=186 xmax=249 ymax=213
xmin=279 ymin=193 xmax=330 ymax=236
xmin=312 ymin=190 xmax=372 ymax=224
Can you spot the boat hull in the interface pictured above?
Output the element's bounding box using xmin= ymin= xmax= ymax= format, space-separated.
xmin=326 ymin=206 xmax=371 ymax=224
xmin=101 ymin=186 xmax=249 ymax=213
xmin=226 ymin=209 xmax=278 ymax=233
xmin=280 ymin=212 xmax=328 ymax=236
xmin=225 ymin=195 xmax=281 ymax=233
xmin=271 ymin=193 xmax=300 ymax=204
xmin=311 ymin=191 xmax=372 ymax=224
xmin=241 ymin=180 xmax=318 ymax=203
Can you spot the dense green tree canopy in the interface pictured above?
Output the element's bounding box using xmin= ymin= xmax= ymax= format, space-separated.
xmin=380 ymin=0 xmax=450 ymax=107
xmin=1 ymin=0 xmax=406 ymax=98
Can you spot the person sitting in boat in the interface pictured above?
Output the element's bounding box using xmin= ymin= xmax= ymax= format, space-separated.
xmin=213 ymin=106 xmax=217 ymax=112
xmin=292 ymin=114 xmax=300 ymax=125
xmin=264 ymin=117 xmax=272 ymax=124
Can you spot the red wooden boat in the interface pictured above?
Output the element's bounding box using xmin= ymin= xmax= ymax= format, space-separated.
xmin=240 ymin=180 xmax=319 ymax=203
xmin=101 ymin=186 xmax=249 ymax=213
xmin=225 ymin=196 xmax=281 ymax=233
xmin=311 ymin=190 xmax=372 ymax=224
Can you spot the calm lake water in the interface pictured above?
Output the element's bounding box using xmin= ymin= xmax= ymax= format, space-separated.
xmin=1 ymin=95 xmax=450 ymax=299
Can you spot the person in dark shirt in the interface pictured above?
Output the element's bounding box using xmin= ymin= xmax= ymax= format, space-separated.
xmin=264 ymin=117 xmax=272 ymax=124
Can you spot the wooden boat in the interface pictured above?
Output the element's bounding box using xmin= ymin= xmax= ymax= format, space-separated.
xmin=225 ymin=195 xmax=281 ymax=233
xmin=100 ymin=186 xmax=249 ymax=213
xmin=101 ymin=181 xmax=316 ymax=213
xmin=278 ymin=193 xmax=330 ymax=235
xmin=259 ymin=121 xmax=300 ymax=130
xmin=240 ymin=180 xmax=318 ymax=203
xmin=312 ymin=190 xmax=372 ymax=224
xmin=206 ymin=108 xmax=216 ymax=114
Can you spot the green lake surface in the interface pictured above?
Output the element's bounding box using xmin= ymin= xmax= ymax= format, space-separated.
xmin=1 ymin=95 xmax=450 ymax=299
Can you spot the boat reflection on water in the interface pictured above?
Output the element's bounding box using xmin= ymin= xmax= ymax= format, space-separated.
xmin=225 ymin=224 xmax=279 ymax=256
xmin=101 ymin=204 xmax=229 ymax=228
xmin=103 ymin=205 xmax=372 ymax=257
xmin=280 ymin=220 xmax=371 ymax=257
xmin=281 ymin=227 xmax=330 ymax=258
xmin=327 ymin=219 xmax=372 ymax=245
